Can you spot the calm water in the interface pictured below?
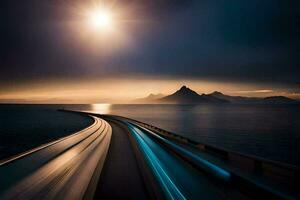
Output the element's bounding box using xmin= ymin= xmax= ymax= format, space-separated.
xmin=0 ymin=104 xmax=94 ymax=160
xmin=0 ymin=104 xmax=299 ymax=166
xmin=76 ymin=104 xmax=300 ymax=166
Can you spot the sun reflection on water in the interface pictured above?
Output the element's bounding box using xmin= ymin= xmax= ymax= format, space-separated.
xmin=90 ymin=103 xmax=112 ymax=114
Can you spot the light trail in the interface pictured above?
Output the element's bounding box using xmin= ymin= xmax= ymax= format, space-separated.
xmin=127 ymin=122 xmax=186 ymax=200
xmin=0 ymin=117 xmax=112 ymax=200
xmin=134 ymin=123 xmax=231 ymax=182
xmin=125 ymin=121 xmax=224 ymax=200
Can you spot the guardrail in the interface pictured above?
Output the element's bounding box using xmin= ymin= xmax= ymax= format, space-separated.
xmin=59 ymin=110 xmax=300 ymax=198
xmin=119 ymin=116 xmax=299 ymax=193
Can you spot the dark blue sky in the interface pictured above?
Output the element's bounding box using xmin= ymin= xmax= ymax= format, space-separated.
xmin=1 ymin=0 xmax=300 ymax=87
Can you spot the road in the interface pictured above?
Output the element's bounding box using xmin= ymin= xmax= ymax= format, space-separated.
xmin=0 ymin=112 xmax=296 ymax=200
xmin=0 ymin=116 xmax=112 ymax=200
xmin=103 ymin=115 xmax=296 ymax=200
xmin=93 ymin=120 xmax=149 ymax=199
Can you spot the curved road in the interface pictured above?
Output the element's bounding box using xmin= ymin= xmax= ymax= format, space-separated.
xmin=0 ymin=112 xmax=296 ymax=200
xmin=102 ymin=115 xmax=296 ymax=200
xmin=94 ymin=120 xmax=149 ymax=199
xmin=0 ymin=116 xmax=112 ymax=200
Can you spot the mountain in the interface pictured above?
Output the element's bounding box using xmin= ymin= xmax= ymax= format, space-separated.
xmin=263 ymin=96 xmax=298 ymax=104
xmin=208 ymin=91 xmax=261 ymax=103
xmin=158 ymin=86 xmax=229 ymax=104
xmin=133 ymin=86 xmax=298 ymax=104
xmin=133 ymin=93 xmax=165 ymax=103
xmin=208 ymin=91 xmax=298 ymax=104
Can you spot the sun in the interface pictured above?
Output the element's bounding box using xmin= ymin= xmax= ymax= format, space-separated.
xmin=77 ymin=4 xmax=129 ymax=51
xmin=88 ymin=9 xmax=113 ymax=30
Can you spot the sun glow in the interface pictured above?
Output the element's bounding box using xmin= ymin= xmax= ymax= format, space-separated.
xmin=89 ymin=9 xmax=113 ymax=29
xmin=88 ymin=8 xmax=113 ymax=30
xmin=67 ymin=2 xmax=133 ymax=54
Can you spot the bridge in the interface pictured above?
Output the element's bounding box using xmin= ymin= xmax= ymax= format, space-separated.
xmin=0 ymin=111 xmax=299 ymax=200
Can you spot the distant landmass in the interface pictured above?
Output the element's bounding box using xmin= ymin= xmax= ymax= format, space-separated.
xmin=133 ymin=93 xmax=165 ymax=103
xmin=159 ymin=86 xmax=228 ymax=104
xmin=263 ymin=96 xmax=298 ymax=104
xmin=208 ymin=91 xmax=298 ymax=104
xmin=133 ymin=86 xmax=298 ymax=104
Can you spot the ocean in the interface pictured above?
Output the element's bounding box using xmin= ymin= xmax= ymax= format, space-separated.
xmin=0 ymin=104 xmax=299 ymax=166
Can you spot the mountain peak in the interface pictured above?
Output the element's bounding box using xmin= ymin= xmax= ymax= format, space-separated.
xmin=263 ymin=96 xmax=297 ymax=104
xmin=133 ymin=93 xmax=165 ymax=103
xmin=211 ymin=91 xmax=224 ymax=96
xmin=176 ymin=86 xmax=199 ymax=96
xmin=178 ymin=85 xmax=190 ymax=92
xmin=147 ymin=93 xmax=164 ymax=99
xmin=159 ymin=85 xmax=229 ymax=104
xmin=148 ymin=93 xmax=156 ymax=98
xmin=180 ymin=85 xmax=188 ymax=90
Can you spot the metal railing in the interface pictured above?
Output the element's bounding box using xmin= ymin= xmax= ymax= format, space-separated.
xmin=122 ymin=116 xmax=299 ymax=193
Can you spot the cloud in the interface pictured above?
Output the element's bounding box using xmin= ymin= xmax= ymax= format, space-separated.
xmin=236 ymin=90 xmax=274 ymax=94
xmin=0 ymin=0 xmax=299 ymax=88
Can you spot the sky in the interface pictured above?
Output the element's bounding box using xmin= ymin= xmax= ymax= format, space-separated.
xmin=1 ymin=0 xmax=300 ymax=103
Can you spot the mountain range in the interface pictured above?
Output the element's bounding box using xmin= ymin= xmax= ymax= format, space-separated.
xmin=133 ymin=86 xmax=298 ymax=104
xmin=133 ymin=93 xmax=165 ymax=103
